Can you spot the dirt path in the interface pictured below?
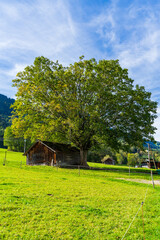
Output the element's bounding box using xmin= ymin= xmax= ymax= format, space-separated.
xmin=117 ymin=178 xmax=160 ymax=185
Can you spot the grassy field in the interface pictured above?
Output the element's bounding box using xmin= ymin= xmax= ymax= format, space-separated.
xmin=0 ymin=149 xmax=160 ymax=239
xmin=89 ymin=162 xmax=158 ymax=174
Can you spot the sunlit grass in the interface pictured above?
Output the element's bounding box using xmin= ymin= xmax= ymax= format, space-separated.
xmin=88 ymin=161 xmax=157 ymax=173
xmin=0 ymin=149 xmax=160 ymax=239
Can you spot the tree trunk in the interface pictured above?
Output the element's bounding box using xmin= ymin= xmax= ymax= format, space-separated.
xmin=80 ymin=148 xmax=89 ymax=166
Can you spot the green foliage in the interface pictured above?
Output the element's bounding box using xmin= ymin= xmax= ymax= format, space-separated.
xmin=116 ymin=150 xmax=127 ymax=164
xmin=116 ymin=153 xmax=123 ymax=164
xmin=4 ymin=126 xmax=23 ymax=151
xmin=134 ymin=152 xmax=142 ymax=166
xmin=87 ymin=145 xmax=116 ymax=163
xmin=87 ymin=151 xmax=102 ymax=163
xmin=11 ymin=56 xmax=157 ymax=165
xmin=155 ymin=153 xmax=160 ymax=162
xmin=4 ymin=126 xmax=32 ymax=152
xmin=127 ymin=153 xmax=138 ymax=167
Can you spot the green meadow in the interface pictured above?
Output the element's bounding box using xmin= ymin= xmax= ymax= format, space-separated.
xmin=0 ymin=148 xmax=160 ymax=240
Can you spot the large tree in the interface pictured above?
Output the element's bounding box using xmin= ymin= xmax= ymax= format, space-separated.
xmin=11 ymin=56 xmax=157 ymax=165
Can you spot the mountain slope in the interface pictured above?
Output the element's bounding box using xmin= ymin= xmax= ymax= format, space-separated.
xmin=0 ymin=94 xmax=14 ymax=115
xmin=0 ymin=94 xmax=15 ymax=146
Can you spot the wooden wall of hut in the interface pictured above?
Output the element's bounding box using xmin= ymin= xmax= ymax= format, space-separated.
xmin=26 ymin=141 xmax=81 ymax=166
xmin=26 ymin=142 xmax=54 ymax=166
xmin=56 ymin=151 xmax=80 ymax=166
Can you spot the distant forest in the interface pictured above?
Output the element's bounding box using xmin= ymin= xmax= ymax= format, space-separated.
xmin=0 ymin=94 xmax=14 ymax=147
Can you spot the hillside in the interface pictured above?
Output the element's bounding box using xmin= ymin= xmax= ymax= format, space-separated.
xmin=0 ymin=94 xmax=14 ymax=115
xmin=144 ymin=141 xmax=160 ymax=151
xmin=0 ymin=94 xmax=15 ymax=146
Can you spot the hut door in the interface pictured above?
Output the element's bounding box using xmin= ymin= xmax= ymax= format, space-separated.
xmin=54 ymin=152 xmax=56 ymax=164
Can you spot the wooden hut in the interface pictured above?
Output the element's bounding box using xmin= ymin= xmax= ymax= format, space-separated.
xmin=24 ymin=140 xmax=81 ymax=166
xmin=102 ymin=157 xmax=115 ymax=165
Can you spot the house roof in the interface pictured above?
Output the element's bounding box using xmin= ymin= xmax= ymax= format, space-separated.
xmin=24 ymin=140 xmax=79 ymax=155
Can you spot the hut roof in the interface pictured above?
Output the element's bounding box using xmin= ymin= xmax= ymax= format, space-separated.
xmin=24 ymin=140 xmax=79 ymax=155
xmin=42 ymin=141 xmax=79 ymax=152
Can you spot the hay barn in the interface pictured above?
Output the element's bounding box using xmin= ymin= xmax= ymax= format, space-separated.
xmin=24 ymin=140 xmax=81 ymax=166
xmin=103 ymin=157 xmax=115 ymax=165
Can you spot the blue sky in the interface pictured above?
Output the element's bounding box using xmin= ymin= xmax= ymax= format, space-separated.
xmin=0 ymin=0 xmax=160 ymax=139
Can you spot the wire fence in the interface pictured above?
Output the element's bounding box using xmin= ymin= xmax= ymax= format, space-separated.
xmin=121 ymin=186 xmax=150 ymax=240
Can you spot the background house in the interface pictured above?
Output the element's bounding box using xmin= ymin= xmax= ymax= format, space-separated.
xmin=24 ymin=140 xmax=81 ymax=166
xmin=148 ymin=161 xmax=160 ymax=169
xmin=102 ymin=157 xmax=115 ymax=165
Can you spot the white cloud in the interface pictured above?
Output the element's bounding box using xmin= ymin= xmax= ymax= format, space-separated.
xmin=0 ymin=0 xmax=103 ymax=96
xmin=0 ymin=0 xmax=80 ymax=60
xmin=90 ymin=1 xmax=160 ymax=140
xmin=0 ymin=0 xmax=86 ymax=96
xmin=7 ymin=64 xmax=26 ymax=77
xmin=90 ymin=2 xmax=160 ymax=88
xmin=90 ymin=0 xmax=117 ymax=46
xmin=0 ymin=2 xmax=20 ymax=21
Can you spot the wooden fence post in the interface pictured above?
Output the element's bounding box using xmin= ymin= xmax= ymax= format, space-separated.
xmin=3 ymin=151 xmax=7 ymax=166
xmin=78 ymin=165 xmax=80 ymax=176
xmin=151 ymin=170 xmax=155 ymax=188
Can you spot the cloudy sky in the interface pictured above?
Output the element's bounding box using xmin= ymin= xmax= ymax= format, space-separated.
xmin=0 ymin=0 xmax=160 ymax=140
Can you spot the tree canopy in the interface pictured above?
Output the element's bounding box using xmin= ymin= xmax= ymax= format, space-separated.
xmin=11 ymin=56 xmax=157 ymax=165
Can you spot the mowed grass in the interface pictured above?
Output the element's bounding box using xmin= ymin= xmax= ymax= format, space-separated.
xmin=0 ymin=149 xmax=160 ymax=239
xmin=89 ymin=162 xmax=157 ymax=174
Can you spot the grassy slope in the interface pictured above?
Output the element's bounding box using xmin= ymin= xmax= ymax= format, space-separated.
xmin=89 ymin=162 xmax=158 ymax=174
xmin=0 ymin=149 xmax=160 ymax=240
